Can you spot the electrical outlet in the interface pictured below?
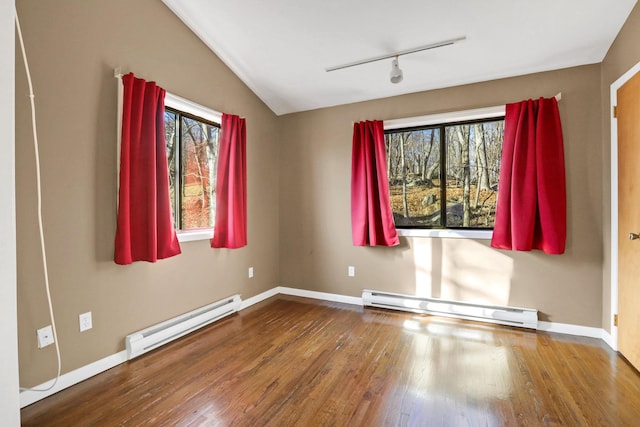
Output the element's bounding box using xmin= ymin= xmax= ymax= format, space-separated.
xmin=248 ymin=267 xmax=254 ymax=278
xmin=37 ymin=325 xmax=54 ymax=348
xmin=348 ymin=266 xmax=355 ymax=277
xmin=79 ymin=312 xmax=93 ymax=332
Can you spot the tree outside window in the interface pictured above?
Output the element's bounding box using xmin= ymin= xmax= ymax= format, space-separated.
xmin=385 ymin=118 xmax=504 ymax=229
xmin=164 ymin=108 xmax=220 ymax=230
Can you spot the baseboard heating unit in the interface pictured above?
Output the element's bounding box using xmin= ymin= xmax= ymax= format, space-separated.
xmin=362 ymin=290 xmax=538 ymax=329
xmin=125 ymin=294 xmax=242 ymax=360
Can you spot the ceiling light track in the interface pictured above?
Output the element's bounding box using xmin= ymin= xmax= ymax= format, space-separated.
xmin=325 ymin=36 xmax=466 ymax=72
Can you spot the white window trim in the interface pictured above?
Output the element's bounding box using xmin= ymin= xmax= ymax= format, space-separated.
xmin=397 ymin=228 xmax=494 ymax=239
xmin=385 ymin=105 xmax=505 ymax=129
xmin=164 ymin=92 xmax=222 ymax=124
xmin=384 ymin=105 xmax=505 ymax=240
xmin=115 ymin=70 xmax=222 ymax=243
xmin=176 ymin=228 xmax=214 ymax=243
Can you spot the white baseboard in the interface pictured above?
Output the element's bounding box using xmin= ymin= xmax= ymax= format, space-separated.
xmin=240 ymin=287 xmax=280 ymax=310
xmin=537 ymin=321 xmax=604 ymax=339
xmin=277 ymin=286 xmax=363 ymax=306
xmin=20 ymin=286 xmax=616 ymax=408
xmin=601 ymin=329 xmax=617 ymax=351
xmin=20 ymin=350 xmax=127 ymax=408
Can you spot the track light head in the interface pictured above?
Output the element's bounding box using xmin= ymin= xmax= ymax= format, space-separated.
xmin=390 ymin=57 xmax=403 ymax=84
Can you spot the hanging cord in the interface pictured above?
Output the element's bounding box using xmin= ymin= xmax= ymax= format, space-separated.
xmin=15 ymin=9 xmax=62 ymax=393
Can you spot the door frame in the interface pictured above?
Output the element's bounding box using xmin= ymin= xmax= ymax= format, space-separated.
xmin=610 ymin=59 xmax=640 ymax=352
xmin=0 ymin=1 xmax=18 ymax=424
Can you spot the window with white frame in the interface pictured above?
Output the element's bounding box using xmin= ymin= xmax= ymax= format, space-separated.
xmin=163 ymin=94 xmax=222 ymax=241
xmin=384 ymin=106 xmax=505 ymax=238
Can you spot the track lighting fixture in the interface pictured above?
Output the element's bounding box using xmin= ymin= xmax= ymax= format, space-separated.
xmin=390 ymin=56 xmax=403 ymax=84
xmin=325 ymin=36 xmax=465 ymax=83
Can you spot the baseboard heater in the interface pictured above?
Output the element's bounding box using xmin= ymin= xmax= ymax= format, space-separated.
xmin=362 ymin=290 xmax=538 ymax=329
xmin=125 ymin=294 xmax=242 ymax=360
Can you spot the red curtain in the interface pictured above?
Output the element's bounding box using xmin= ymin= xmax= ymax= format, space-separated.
xmin=114 ymin=73 xmax=181 ymax=264
xmin=212 ymin=114 xmax=247 ymax=248
xmin=491 ymin=97 xmax=566 ymax=254
xmin=351 ymin=120 xmax=399 ymax=246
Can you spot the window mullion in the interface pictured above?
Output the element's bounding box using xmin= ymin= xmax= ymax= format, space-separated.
xmin=440 ymin=125 xmax=446 ymax=228
xmin=175 ymin=113 xmax=182 ymax=230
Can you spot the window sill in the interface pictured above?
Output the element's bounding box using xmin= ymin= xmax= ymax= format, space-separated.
xmin=177 ymin=229 xmax=213 ymax=243
xmin=397 ymin=228 xmax=493 ymax=240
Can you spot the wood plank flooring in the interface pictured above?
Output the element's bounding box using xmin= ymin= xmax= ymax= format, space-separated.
xmin=21 ymin=296 xmax=640 ymax=426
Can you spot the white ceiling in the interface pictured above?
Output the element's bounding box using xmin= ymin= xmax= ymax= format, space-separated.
xmin=162 ymin=0 xmax=637 ymax=116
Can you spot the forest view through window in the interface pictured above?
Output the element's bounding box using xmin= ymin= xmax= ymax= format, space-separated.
xmin=164 ymin=107 xmax=220 ymax=230
xmin=385 ymin=118 xmax=504 ymax=229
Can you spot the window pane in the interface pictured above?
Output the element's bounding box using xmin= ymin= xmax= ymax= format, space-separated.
xmin=385 ymin=128 xmax=441 ymax=227
xmin=180 ymin=116 xmax=219 ymax=230
xmin=445 ymin=125 xmax=468 ymax=227
xmin=445 ymin=121 xmax=502 ymax=229
xmin=164 ymin=110 xmax=177 ymax=225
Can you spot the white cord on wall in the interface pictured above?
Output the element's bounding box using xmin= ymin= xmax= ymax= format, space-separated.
xmin=15 ymin=9 xmax=62 ymax=393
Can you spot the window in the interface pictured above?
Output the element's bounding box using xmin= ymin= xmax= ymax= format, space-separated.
xmin=384 ymin=107 xmax=504 ymax=237
xmin=163 ymin=93 xmax=222 ymax=241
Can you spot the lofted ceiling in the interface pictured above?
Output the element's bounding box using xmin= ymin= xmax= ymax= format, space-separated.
xmin=161 ymin=0 xmax=637 ymax=116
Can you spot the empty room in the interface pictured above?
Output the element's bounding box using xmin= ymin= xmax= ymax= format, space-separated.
xmin=3 ymin=0 xmax=640 ymax=425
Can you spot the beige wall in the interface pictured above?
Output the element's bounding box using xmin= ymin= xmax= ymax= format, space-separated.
xmin=16 ymin=0 xmax=280 ymax=387
xmin=280 ymin=65 xmax=604 ymax=327
xmin=600 ymin=3 xmax=640 ymax=333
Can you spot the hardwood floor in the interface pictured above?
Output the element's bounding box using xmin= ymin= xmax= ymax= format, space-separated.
xmin=21 ymin=296 xmax=640 ymax=426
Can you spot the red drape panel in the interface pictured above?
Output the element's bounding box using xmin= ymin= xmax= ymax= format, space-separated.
xmin=212 ymin=113 xmax=247 ymax=249
xmin=491 ymin=97 xmax=566 ymax=254
xmin=351 ymin=120 xmax=399 ymax=246
xmin=114 ymin=73 xmax=181 ymax=264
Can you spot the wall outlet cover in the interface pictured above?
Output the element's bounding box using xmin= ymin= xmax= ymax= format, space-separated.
xmin=37 ymin=325 xmax=54 ymax=348
xmin=79 ymin=312 xmax=93 ymax=332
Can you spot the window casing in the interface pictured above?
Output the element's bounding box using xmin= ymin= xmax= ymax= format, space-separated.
xmin=384 ymin=106 xmax=505 ymax=239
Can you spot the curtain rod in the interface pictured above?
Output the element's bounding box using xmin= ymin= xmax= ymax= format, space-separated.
xmin=113 ymin=67 xmax=226 ymax=123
